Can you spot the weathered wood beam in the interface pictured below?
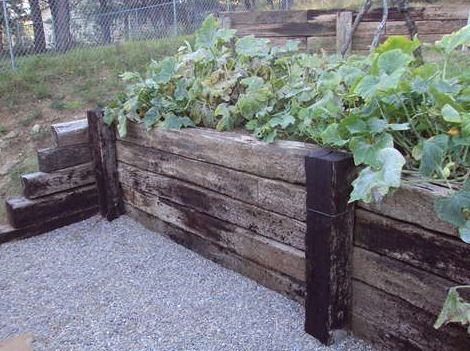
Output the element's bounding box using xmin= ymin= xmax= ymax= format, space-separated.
xmin=125 ymin=203 xmax=305 ymax=303
xmin=87 ymin=110 xmax=123 ymax=221
xmin=352 ymin=280 xmax=470 ymax=351
xmin=6 ymin=185 xmax=98 ymax=228
xmin=37 ymin=144 xmax=92 ymax=173
xmin=121 ymin=122 xmax=319 ymax=185
xmin=51 ymin=119 xmax=88 ymax=147
xmin=122 ymin=185 xmax=305 ymax=282
xmin=119 ymin=163 xmax=306 ymax=250
xmin=336 ymin=11 xmax=353 ymax=55
xmin=21 ymin=162 xmax=95 ymax=199
xmin=116 ymin=141 xmax=306 ymax=221
xmin=304 ymin=149 xmax=355 ymax=345
xmin=0 ymin=206 xmax=97 ymax=245
xmin=355 ymin=209 xmax=470 ymax=284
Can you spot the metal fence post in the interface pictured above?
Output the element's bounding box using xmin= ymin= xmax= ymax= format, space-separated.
xmin=173 ymin=0 xmax=177 ymax=36
xmin=1 ymin=0 xmax=16 ymax=70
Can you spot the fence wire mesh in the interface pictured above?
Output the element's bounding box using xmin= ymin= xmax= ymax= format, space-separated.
xmin=0 ymin=0 xmax=293 ymax=72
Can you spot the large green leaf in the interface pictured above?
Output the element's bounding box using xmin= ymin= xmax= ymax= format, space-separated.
xmin=419 ymin=134 xmax=449 ymax=177
xmin=350 ymin=147 xmax=405 ymax=203
xmin=236 ymin=36 xmax=270 ymax=58
xmin=434 ymin=179 xmax=470 ymax=230
xmin=349 ymin=133 xmax=394 ymax=166
xmin=436 ymin=25 xmax=470 ymax=55
xmin=195 ymin=15 xmax=219 ymax=49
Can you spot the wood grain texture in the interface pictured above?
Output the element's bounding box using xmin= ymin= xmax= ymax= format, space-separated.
xmin=120 ymin=122 xmax=319 ymax=185
xmin=387 ymin=19 xmax=468 ymax=35
xmin=336 ymin=11 xmax=353 ymax=55
xmin=122 ymin=186 xmax=305 ymax=281
xmin=358 ymin=182 xmax=458 ymax=238
xmin=87 ymin=110 xmax=123 ymax=221
xmin=125 ymin=203 xmax=305 ymax=303
xmin=224 ymin=10 xmax=307 ymax=25
xmin=232 ymin=19 xmax=336 ymax=38
xmin=352 ymin=247 xmax=458 ymax=315
xmin=0 ymin=206 xmax=98 ymax=245
xmin=37 ymin=144 xmax=91 ymax=173
xmin=352 ymin=280 xmax=470 ymax=351
xmin=119 ymin=164 xmax=306 ymax=250
xmin=21 ymin=163 xmax=95 ymax=199
xmin=6 ymin=185 xmax=98 ymax=228
xmin=263 ymin=36 xmax=307 ymax=51
xmin=117 ymin=141 xmax=306 ymax=221
xmin=51 ymin=119 xmax=88 ymax=147
xmin=354 ymin=209 xmax=470 ymax=284
xmin=305 ymin=150 xmax=355 ymax=345
xmin=357 ymin=5 xmax=470 ymax=22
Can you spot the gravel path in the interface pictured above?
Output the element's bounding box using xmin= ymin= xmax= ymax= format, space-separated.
xmin=0 ymin=216 xmax=374 ymax=351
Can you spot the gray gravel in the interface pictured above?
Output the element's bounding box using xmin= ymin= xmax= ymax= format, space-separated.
xmin=0 ymin=216 xmax=374 ymax=351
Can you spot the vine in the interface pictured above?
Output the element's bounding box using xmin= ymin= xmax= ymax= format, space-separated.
xmin=105 ymin=15 xmax=470 ymax=333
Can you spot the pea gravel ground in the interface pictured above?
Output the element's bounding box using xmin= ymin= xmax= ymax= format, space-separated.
xmin=0 ymin=216 xmax=375 ymax=351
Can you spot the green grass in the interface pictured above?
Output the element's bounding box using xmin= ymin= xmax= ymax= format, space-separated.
xmin=0 ymin=36 xmax=193 ymax=111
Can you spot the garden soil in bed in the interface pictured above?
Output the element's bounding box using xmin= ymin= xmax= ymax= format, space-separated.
xmin=0 ymin=216 xmax=374 ymax=351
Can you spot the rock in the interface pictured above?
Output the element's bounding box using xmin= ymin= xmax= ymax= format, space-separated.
xmin=4 ymin=131 xmax=17 ymax=140
xmin=32 ymin=124 xmax=41 ymax=134
xmin=0 ymin=333 xmax=34 ymax=351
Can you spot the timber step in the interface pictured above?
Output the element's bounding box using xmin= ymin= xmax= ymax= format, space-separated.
xmin=21 ymin=163 xmax=95 ymax=199
xmin=0 ymin=206 xmax=98 ymax=245
xmin=6 ymin=185 xmax=98 ymax=229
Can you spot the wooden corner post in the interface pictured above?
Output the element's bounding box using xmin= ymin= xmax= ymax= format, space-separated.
xmin=87 ymin=110 xmax=123 ymax=221
xmin=304 ymin=149 xmax=355 ymax=345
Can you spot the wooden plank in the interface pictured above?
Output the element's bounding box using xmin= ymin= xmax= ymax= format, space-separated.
xmin=121 ymin=185 xmax=305 ymax=282
xmin=125 ymin=203 xmax=305 ymax=303
xmin=87 ymin=110 xmax=123 ymax=221
xmin=358 ymin=182 xmax=458 ymax=238
xmin=352 ymin=280 xmax=470 ymax=351
xmin=116 ymin=141 xmax=306 ymax=221
xmin=353 ymin=247 xmax=458 ymax=315
xmin=21 ymin=163 xmax=95 ymax=199
xmin=306 ymin=36 xmax=335 ymax=53
xmin=223 ymin=10 xmax=307 ymax=25
xmin=120 ymin=122 xmax=319 ymax=185
xmin=336 ymin=11 xmax=353 ymax=55
xmin=387 ymin=19 xmax=468 ymax=36
xmin=0 ymin=206 xmax=98 ymax=245
xmin=6 ymin=185 xmax=98 ymax=228
xmin=304 ymin=150 xmax=355 ymax=346
xmin=232 ymin=19 xmax=336 ymax=38
xmin=358 ymin=5 xmax=470 ymax=22
xmin=37 ymin=144 xmax=92 ymax=173
xmin=119 ymin=164 xmax=306 ymax=250
xmin=51 ymin=119 xmax=88 ymax=147
xmin=355 ymin=209 xmax=470 ymax=284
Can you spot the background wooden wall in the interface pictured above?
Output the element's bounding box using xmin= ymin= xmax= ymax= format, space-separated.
xmin=222 ymin=5 xmax=470 ymax=53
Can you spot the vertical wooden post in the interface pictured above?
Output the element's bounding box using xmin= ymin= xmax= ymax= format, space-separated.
xmin=87 ymin=110 xmax=123 ymax=221
xmin=304 ymin=149 xmax=355 ymax=345
xmin=336 ymin=11 xmax=353 ymax=56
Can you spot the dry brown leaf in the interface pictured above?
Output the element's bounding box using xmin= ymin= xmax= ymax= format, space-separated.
xmin=0 ymin=333 xmax=34 ymax=351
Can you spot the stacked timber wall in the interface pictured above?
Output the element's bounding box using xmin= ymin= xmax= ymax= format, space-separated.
xmin=222 ymin=4 xmax=470 ymax=53
xmin=1 ymin=119 xmax=98 ymax=244
xmin=117 ymin=123 xmax=320 ymax=302
xmin=116 ymin=122 xmax=470 ymax=350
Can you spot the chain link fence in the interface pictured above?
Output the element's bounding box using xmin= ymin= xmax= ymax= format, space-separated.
xmin=0 ymin=0 xmax=294 ymax=72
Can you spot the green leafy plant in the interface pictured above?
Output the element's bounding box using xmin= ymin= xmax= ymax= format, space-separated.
xmin=105 ymin=16 xmax=470 ymax=334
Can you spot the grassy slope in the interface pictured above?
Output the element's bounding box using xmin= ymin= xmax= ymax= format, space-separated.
xmin=0 ymin=36 xmax=191 ymax=223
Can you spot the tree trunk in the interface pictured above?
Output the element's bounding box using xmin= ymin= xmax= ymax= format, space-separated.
xmin=29 ymin=0 xmax=46 ymax=53
xmin=48 ymin=0 xmax=72 ymax=52
xmin=99 ymin=0 xmax=111 ymax=44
